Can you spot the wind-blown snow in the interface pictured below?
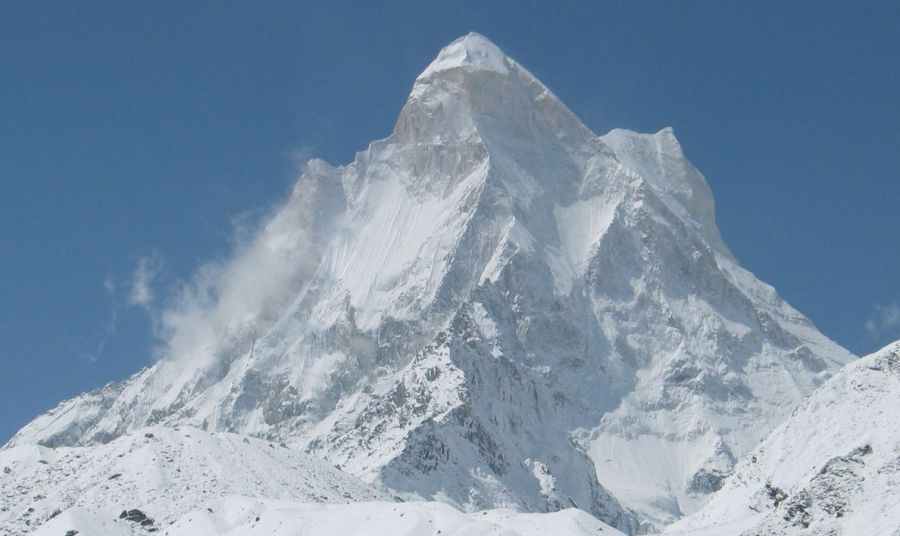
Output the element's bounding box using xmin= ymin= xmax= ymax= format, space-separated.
xmin=5 ymin=33 xmax=856 ymax=533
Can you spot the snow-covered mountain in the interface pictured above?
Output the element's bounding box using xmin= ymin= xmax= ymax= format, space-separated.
xmin=6 ymin=33 xmax=854 ymax=531
xmin=665 ymin=340 xmax=900 ymax=536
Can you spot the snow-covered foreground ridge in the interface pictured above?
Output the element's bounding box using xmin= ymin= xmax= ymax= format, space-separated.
xmin=6 ymin=33 xmax=854 ymax=531
xmin=666 ymin=340 xmax=900 ymax=536
xmin=28 ymin=498 xmax=627 ymax=536
xmin=2 ymin=425 xmax=626 ymax=536
xmin=0 ymin=426 xmax=389 ymax=535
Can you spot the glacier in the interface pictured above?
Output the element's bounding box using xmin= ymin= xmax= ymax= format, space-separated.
xmin=5 ymin=33 xmax=856 ymax=532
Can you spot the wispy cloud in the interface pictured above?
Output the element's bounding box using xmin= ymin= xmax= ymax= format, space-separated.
xmin=128 ymin=252 xmax=164 ymax=310
xmin=865 ymin=302 xmax=900 ymax=342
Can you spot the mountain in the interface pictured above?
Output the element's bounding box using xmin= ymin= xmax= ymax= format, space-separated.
xmin=665 ymin=340 xmax=900 ymax=536
xmin=5 ymin=33 xmax=854 ymax=531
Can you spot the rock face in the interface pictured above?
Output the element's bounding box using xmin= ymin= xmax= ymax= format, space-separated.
xmin=666 ymin=341 xmax=900 ymax=536
xmin=5 ymin=33 xmax=853 ymax=531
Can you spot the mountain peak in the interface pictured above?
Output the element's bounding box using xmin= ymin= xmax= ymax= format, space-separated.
xmin=6 ymin=33 xmax=857 ymax=535
xmin=399 ymin=32 xmax=591 ymax=166
xmin=418 ymin=32 xmax=510 ymax=80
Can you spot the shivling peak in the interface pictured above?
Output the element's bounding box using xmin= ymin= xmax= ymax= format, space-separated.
xmin=6 ymin=32 xmax=855 ymax=533
xmin=417 ymin=32 xmax=511 ymax=79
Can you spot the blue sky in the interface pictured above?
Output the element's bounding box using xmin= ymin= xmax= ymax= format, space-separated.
xmin=1 ymin=1 xmax=898 ymax=443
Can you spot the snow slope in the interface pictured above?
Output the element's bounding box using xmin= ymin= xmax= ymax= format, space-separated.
xmin=6 ymin=33 xmax=855 ymax=531
xmin=666 ymin=340 xmax=900 ymax=536
xmin=0 ymin=426 xmax=388 ymax=535
xmin=2 ymin=425 xmax=627 ymax=536
xmin=30 ymin=499 xmax=627 ymax=536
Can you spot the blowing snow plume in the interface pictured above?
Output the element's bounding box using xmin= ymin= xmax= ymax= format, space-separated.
xmin=155 ymin=160 xmax=345 ymax=376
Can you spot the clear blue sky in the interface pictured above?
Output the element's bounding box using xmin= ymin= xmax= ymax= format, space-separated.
xmin=2 ymin=1 xmax=898 ymax=443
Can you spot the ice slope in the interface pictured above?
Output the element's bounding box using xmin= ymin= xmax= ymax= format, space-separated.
xmin=6 ymin=33 xmax=854 ymax=531
xmin=30 ymin=499 xmax=627 ymax=536
xmin=666 ymin=340 xmax=900 ymax=536
xmin=0 ymin=426 xmax=388 ymax=535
